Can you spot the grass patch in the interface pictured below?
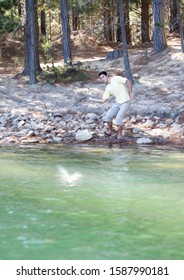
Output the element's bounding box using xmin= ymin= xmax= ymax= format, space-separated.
xmin=39 ymin=63 xmax=90 ymax=84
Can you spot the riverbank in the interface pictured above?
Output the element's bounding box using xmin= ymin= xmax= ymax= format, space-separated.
xmin=0 ymin=39 xmax=184 ymax=148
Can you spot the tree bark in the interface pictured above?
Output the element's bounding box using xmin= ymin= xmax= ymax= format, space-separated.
xmin=22 ymin=0 xmax=42 ymax=77
xmin=141 ymin=0 xmax=151 ymax=43
xmin=176 ymin=0 xmax=184 ymax=52
xmin=60 ymin=0 xmax=72 ymax=65
xmin=103 ymin=0 xmax=113 ymax=42
xmin=124 ymin=0 xmax=131 ymax=45
xmin=118 ymin=0 xmax=133 ymax=83
xmin=72 ymin=6 xmax=80 ymax=30
xmin=18 ymin=0 xmax=22 ymax=16
xmin=29 ymin=0 xmax=37 ymax=84
xmin=170 ymin=0 xmax=179 ymax=32
xmin=41 ymin=10 xmax=46 ymax=36
xmin=152 ymin=0 xmax=167 ymax=53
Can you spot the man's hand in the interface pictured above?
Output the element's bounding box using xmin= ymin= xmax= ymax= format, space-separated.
xmin=130 ymin=92 xmax=135 ymax=101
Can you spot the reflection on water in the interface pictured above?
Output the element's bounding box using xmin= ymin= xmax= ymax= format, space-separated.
xmin=0 ymin=145 xmax=184 ymax=260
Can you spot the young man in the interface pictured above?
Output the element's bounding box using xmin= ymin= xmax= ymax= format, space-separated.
xmin=89 ymin=71 xmax=134 ymax=139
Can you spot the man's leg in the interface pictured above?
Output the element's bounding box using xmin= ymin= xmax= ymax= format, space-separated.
xmin=117 ymin=125 xmax=123 ymax=139
xmin=104 ymin=103 xmax=119 ymax=135
xmin=115 ymin=101 xmax=130 ymax=139
xmin=106 ymin=121 xmax=113 ymax=135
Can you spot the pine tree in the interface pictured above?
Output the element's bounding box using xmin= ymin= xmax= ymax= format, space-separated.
xmin=152 ymin=0 xmax=167 ymax=53
xmin=60 ymin=0 xmax=72 ymax=65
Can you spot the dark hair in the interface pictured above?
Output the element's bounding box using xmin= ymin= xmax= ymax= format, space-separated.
xmin=98 ymin=71 xmax=108 ymax=77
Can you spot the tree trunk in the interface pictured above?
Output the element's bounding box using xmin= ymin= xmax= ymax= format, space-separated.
xmin=60 ymin=0 xmax=72 ymax=65
xmin=103 ymin=0 xmax=113 ymax=43
xmin=176 ymin=0 xmax=184 ymax=52
xmin=29 ymin=0 xmax=37 ymax=84
xmin=141 ymin=0 xmax=150 ymax=43
xmin=22 ymin=0 xmax=42 ymax=77
xmin=41 ymin=10 xmax=46 ymax=36
xmin=72 ymin=7 xmax=80 ymax=30
xmin=116 ymin=11 xmax=121 ymax=42
xmin=152 ymin=0 xmax=167 ymax=53
xmin=124 ymin=0 xmax=131 ymax=45
xmin=116 ymin=1 xmax=130 ymax=44
xmin=170 ymin=0 xmax=179 ymax=32
xmin=118 ymin=0 xmax=133 ymax=83
xmin=18 ymin=0 xmax=22 ymax=16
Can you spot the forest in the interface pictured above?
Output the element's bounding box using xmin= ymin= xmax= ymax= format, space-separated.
xmin=0 ymin=0 xmax=184 ymax=84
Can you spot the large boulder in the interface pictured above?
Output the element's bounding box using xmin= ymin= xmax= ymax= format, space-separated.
xmin=75 ymin=129 xmax=93 ymax=142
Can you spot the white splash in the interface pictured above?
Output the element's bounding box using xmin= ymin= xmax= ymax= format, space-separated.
xmin=57 ymin=166 xmax=82 ymax=186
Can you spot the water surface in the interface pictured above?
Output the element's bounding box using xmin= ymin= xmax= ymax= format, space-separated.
xmin=0 ymin=145 xmax=184 ymax=260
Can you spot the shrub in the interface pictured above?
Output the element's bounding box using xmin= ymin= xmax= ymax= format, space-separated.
xmin=39 ymin=63 xmax=90 ymax=84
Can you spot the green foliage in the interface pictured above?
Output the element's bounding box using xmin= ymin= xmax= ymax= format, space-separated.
xmin=69 ymin=0 xmax=98 ymax=15
xmin=0 ymin=0 xmax=17 ymax=10
xmin=0 ymin=13 xmax=19 ymax=34
xmin=39 ymin=63 xmax=90 ymax=84
xmin=0 ymin=0 xmax=20 ymax=34
xmin=39 ymin=37 xmax=53 ymax=63
xmin=12 ymin=56 xmax=23 ymax=67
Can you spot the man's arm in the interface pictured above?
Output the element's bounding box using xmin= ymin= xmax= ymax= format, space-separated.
xmin=89 ymin=97 xmax=108 ymax=103
xmin=125 ymin=79 xmax=135 ymax=100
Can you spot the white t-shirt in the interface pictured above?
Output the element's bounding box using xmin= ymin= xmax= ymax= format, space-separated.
xmin=103 ymin=76 xmax=130 ymax=103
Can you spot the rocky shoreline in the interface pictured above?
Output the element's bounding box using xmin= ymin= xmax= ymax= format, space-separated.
xmin=0 ymin=74 xmax=184 ymax=148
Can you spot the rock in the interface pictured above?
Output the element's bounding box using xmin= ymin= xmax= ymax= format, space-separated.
xmin=52 ymin=137 xmax=63 ymax=142
xmin=133 ymin=127 xmax=143 ymax=134
xmin=146 ymin=128 xmax=165 ymax=137
xmin=75 ymin=129 xmax=93 ymax=142
xmin=178 ymin=111 xmax=184 ymax=124
xmin=85 ymin=119 xmax=95 ymax=124
xmin=14 ymin=130 xmax=28 ymax=137
xmin=106 ymin=49 xmax=123 ymax=59
xmin=18 ymin=120 xmax=25 ymax=128
xmin=34 ymin=123 xmax=44 ymax=130
xmin=156 ymin=123 xmax=167 ymax=128
xmin=132 ymin=73 xmax=140 ymax=79
xmin=136 ymin=137 xmax=153 ymax=144
xmin=165 ymin=118 xmax=174 ymax=125
xmin=130 ymin=116 xmax=137 ymax=123
xmin=20 ymin=138 xmax=40 ymax=144
xmin=182 ymin=127 xmax=184 ymax=136
xmin=6 ymin=137 xmax=16 ymax=143
xmin=171 ymin=123 xmax=182 ymax=132
xmin=53 ymin=112 xmax=63 ymax=118
xmin=26 ymin=130 xmax=35 ymax=137
xmin=0 ymin=116 xmax=8 ymax=126
xmin=84 ymin=113 xmax=99 ymax=121
xmin=45 ymin=125 xmax=53 ymax=132
xmin=143 ymin=119 xmax=155 ymax=128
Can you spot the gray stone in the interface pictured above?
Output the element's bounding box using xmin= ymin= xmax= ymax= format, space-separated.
xmin=136 ymin=137 xmax=153 ymax=144
xmin=75 ymin=129 xmax=93 ymax=142
xmin=106 ymin=49 xmax=123 ymax=59
xmin=0 ymin=116 xmax=7 ymax=126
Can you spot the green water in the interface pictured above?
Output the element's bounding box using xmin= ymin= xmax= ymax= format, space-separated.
xmin=0 ymin=145 xmax=184 ymax=260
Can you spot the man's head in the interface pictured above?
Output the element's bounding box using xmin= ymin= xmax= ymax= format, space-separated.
xmin=98 ymin=71 xmax=109 ymax=83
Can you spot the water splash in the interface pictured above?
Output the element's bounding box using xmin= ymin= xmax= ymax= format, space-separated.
xmin=57 ymin=166 xmax=82 ymax=186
